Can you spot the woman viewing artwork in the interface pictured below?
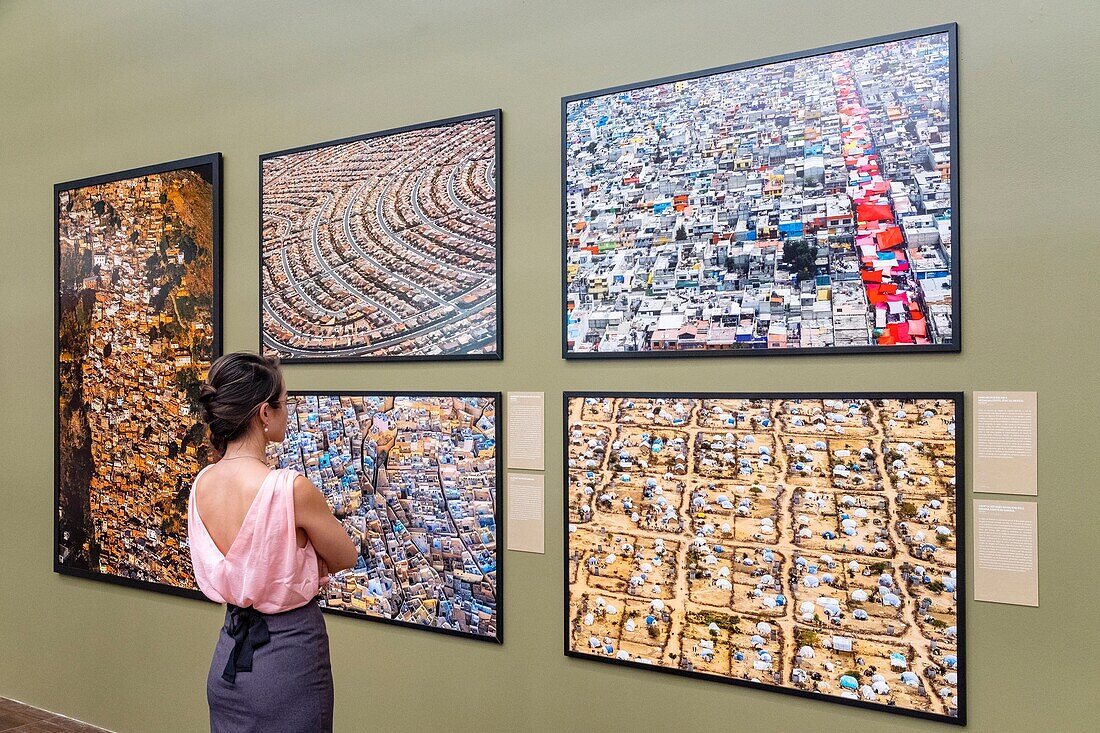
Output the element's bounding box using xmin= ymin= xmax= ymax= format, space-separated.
xmin=187 ymin=352 xmax=358 ymax=733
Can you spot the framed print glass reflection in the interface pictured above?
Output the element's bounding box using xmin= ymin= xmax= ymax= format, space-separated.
xmin=562 ymin=26 xmax=958 ymax=358
xmin=261 ymin=110 xmax=502 ymax=363
xmin=564 ymin=392 xmax=964 ymax=723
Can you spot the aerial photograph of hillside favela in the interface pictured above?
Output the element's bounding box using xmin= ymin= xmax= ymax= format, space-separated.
xmin=566 ymin=394 xmax=960 ymax=719
xmin=270 ymin=394 xmax=500 ymax=640
xmin=261 ymin=113 xmax=499 ymax=361
xmin=56 ymin=161 xmax=217 ymax=590
xmin=564 ymin=31 xmax=954 ymax=355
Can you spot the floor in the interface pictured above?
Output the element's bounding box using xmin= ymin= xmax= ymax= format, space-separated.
xmin=0 ymin=699 xmax=109 ymax=733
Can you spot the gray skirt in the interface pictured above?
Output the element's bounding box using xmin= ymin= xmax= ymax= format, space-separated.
xmin=207 ymin=600 xmax=333 ymax=733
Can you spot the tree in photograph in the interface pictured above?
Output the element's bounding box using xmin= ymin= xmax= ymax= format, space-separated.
xmin=782 ymin=239 xmax=817 ymax=282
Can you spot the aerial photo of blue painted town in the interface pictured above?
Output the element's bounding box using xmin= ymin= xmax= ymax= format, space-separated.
xmin=565 ymin=32 xmax=953 ymax=354
xmin=271 ymin=394 xmax=500 ymax=639
xmin=261 ymin=114 xmax=499 ymax=360
xmin=567 ymin=395 xmax=960 ymax=718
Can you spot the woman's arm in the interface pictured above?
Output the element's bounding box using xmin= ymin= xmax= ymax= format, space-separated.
xmin=293 ymin=475 xmax=359 ymax=572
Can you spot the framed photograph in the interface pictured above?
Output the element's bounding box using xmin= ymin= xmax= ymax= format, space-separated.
xmin=270 ymin=392 xmax=503 ymax=642
xmin=260 ymin=110 xmax=503 ymax=363
xmin=562 ymin=25 xmax=958 ymax=358
xmin=564 ymin=392 xmax=964 ymax=723
xmin=55 ymin=153 xmax=223 ymax=599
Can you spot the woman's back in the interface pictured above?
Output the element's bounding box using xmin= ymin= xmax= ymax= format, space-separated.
xmin=192 ymin=461 xmax=309 ymax=555
xmin=188 ymin=462 xmax=322 ymax=614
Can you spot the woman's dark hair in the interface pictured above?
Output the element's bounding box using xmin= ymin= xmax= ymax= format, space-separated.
xmin=197 ymin=351 xmax=284 ymax=458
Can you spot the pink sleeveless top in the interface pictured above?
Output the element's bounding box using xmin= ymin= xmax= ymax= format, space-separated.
xmin=187 ymin=466 xmax=326 ymax=614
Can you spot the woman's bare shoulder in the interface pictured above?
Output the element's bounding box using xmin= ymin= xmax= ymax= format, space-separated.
xmin=195 ymin=462 xmax=270 ymax=496
xmin=291 ymin=473 xmax=328 ymax=511
xmin=292 ymin=472 xmax=320 ymax=496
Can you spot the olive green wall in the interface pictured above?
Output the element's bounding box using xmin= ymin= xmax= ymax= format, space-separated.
xmin=2 ymin=1 xmax=1098 ymax=731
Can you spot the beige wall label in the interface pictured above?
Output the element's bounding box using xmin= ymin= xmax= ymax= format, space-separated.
xmin=507 ymin=391 xmax=545 ymax=471
xmin=506 ymin=472 xmax=545 ymax=554
xmin=974 ymin=391 xmax=1037 ymax=495
xmin=973 ymin=499 xmax=1039 ymax=607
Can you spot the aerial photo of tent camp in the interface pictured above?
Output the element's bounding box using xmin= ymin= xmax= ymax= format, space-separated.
xmin=270 ymin=393 xmax=501 ymax=641
xmin=565 ymin=393 xmax=962 ymax=721
xmin=55 ymin=156 xmax=219 ymax=594
xmin=261 ymin=111 xmax=500 ymax=363
xmin=564 ymin=28 xmax=955 ymax=356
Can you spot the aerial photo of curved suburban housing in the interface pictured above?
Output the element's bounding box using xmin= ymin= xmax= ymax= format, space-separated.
xmin=56 ymin=162 xmax=217 ymax=590
xmin=566 ymin=394 xmax=960 ymax=719
xmin=565 ymin=31 xmax=953 ymax=354
xmin=261 ymin=113 xmax=499 ymax=361
xmin=271 ymin=394 xmax=500 ymax=640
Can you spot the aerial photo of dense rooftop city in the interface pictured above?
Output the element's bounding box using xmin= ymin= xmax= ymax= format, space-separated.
xmin=567 ymin=394 xmax=960 ymax=719
xmin=271 ymin=394 xmax=500 ymax=639
xmin=56 ymin=163 xmax=216 ymax=590
xmin=565 ymin=31 xmax=954 ymax=354
xmin=261 ymin=114 xmax=499 ymax=361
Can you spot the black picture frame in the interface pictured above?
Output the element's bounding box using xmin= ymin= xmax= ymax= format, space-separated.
xmin=563 ymin=391 xmax=965 ymax=724
xmin=280 ymin=390 xmax=504 ymax=644
xmin=259 ymin=109 xmax=504 ymax=364
xmin=54 ymin=152 xmax=224 ymax=604
xmin=561 ymin=24 xmax=960 ymax=359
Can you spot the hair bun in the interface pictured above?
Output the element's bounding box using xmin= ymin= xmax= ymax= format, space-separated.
xmin=198 ymin=383 xmax=217 ymax=401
